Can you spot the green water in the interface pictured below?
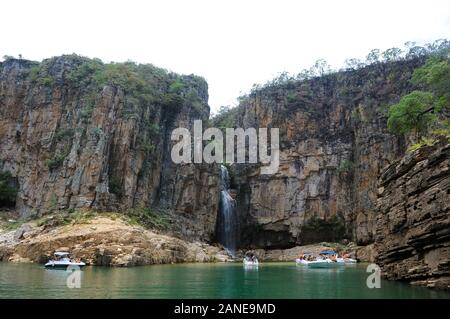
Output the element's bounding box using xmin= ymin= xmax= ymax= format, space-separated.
xmin=0 ymin=262 xmax=448 ymax=299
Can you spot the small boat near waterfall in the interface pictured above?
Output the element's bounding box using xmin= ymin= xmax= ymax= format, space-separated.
xmin=44 ymin=252 xmax=86 ymax=269
xmin=243 ymin=257 xmax=259 ymax=266
xmin=243 ymin=252 xmax=259 ymax=266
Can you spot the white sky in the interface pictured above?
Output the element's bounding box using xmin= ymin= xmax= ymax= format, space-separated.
xmin=1 ymin=0 xmax=449 ymax=113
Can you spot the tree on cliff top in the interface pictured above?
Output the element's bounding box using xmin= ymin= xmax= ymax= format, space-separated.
xmin=210 ymin=105 xmax=239 ymax=129
xmin=387 ymin=50 xmax=450 ymax=143
xmin=387 ymin=91 xmax=436 ymax=137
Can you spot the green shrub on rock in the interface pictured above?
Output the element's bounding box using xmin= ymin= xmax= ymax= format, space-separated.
xmin=108 ymin=176 xmax=122 ymax=196
xmin=387 ymin=52 xmax=450 ymax=142
xmin=125 ymin=207 xmax=170 ymax=230
xmin=337 ymin=160 xmax=354 ymax=174
xmin=46 ymin=154 xmax=66 ymax=170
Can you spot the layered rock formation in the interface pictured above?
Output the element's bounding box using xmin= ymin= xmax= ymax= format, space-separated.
xmin=0 ymin=216 xmax=230 ymax=266
xmin=2 ymin=54 xmax=445 ymax=277
xmin=0 ymin=56 xmax=219 ymax=241
xmin=231 ymin=59 xmax=425 ymax=248
xmin=375 ymin=140 xmax=450 ymax=289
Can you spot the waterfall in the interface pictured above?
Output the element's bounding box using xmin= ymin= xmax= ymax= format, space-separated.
xmin=216 ymin=165 xmax=238 ymax=256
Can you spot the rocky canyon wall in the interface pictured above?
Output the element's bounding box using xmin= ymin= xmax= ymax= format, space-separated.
xmin=231 ymin=59 xmax=426 ymax=248
xmin=1 ymin=54 xmax=438 ymax=252
xmin=375 ymin=139 xmax=450 ymax=289
xmin=0 ymin=56 xmax=219 ymax=241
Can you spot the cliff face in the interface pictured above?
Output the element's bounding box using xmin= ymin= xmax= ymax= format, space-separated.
xmin=0 ymin=56 xmax=219 ymax=241
xmin=375 ymin=140 xmax=450 ymax=289
xmin=1 ymin=54 xmax=440 ymax=256
xmin=232 ymin=59 xmax=425 ymax=248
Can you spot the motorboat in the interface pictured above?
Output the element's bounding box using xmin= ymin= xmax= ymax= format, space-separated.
xmin=320 ymin=251 xmax=357 ymax=264
xmin=296 ymin=257 xmax=334 ymax=268
xmin=44 ymin=251 xmax=86 ymax=269
xmin=243 ymin=257 xmax=259 ymax=266
xmin=336 ymin=257 xmax=357 ymax=264
xmin=296 ymin=251 xmax=357 ymax=267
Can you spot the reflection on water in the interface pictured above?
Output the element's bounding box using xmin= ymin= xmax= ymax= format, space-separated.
xmin=0 ymin=262 xmax=449 ymax=299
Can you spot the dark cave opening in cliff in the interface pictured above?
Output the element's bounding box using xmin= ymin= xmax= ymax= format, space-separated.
xmin=0 ymin=172 xmax=18 ymax=209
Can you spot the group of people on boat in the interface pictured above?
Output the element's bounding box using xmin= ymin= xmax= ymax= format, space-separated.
xmin=296 ymin=251 xmax=357 ymax=266
xmin=243 ymin=252 xmax=258 ymax=265
xmin=297 ymin=253 xmax=315 ymax=261
xmin=242 ymin=250 xmax=356 ymax=267
xmin=46 ymin=250 xmax=355 ymax=270
xmin=297 ymin=251 xmax=353 ymax=262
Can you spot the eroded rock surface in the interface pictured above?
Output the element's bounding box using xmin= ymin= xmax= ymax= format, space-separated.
xmin=375 ymin=140 xmax=450 ymax=289
xmin=0 ymin=56 xmax=219 ymax=241
xmin=0 ymin=216 xmax=230 ymax=266
xmin=231 ymin=60 xmax=424 ymax=248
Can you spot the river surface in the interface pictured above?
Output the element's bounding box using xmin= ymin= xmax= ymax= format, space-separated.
xmin=0 ymin=262 xmax=449 ymax=298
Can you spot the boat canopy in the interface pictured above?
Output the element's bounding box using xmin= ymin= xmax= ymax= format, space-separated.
xmin=320 ymin=251 xmax=337 ymax=255
xmin=54 ymin=252 xmax=70 ymax=256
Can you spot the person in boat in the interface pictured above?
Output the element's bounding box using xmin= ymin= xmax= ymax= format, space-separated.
xmin=245 ymin=252 xmax=254 ymax=262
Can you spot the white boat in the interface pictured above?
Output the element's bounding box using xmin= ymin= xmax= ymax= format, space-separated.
xmin=295 ymin=258 xmax=335 ymax=268
xmin=321 ymin=251 xmax=357 ymax=264
xmin=296 ymin=251 xmax=358 ymax=267
xmin=44 ymin=252 xmax=86 ymax=269
xmin=243 ymin=258 xmax=259 ymax=266
xmin=336 ymin=257 xmax=357 ymax=264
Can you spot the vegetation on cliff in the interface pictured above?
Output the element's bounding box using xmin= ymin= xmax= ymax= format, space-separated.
xmin=25 ymin=55 xmax=205 ymax=105
xmin=211 ymin=39 xmax=449 ymax=128
xmin=0 ymin=54 xmax=215 ymax=242
xmin=1 ymin=40 xmax=448 ymax=252
xmin=125 ymin=207 xmax=170 ymax=230
xmin=210 ymin=105 xmax=239 ymax=128
xmin=26 ymin=55 xmax=172 ymax=181
xmin=387 ymin=48 xmax=449 ymax=151
xmin=221 ymin=39 xmax=448 ymax=248
xmin=247 ymin=40 xmax=446 ymax=94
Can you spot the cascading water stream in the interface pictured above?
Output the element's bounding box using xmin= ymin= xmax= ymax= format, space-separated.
xmin=216 ymin=165 xmax=238 ymax=256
